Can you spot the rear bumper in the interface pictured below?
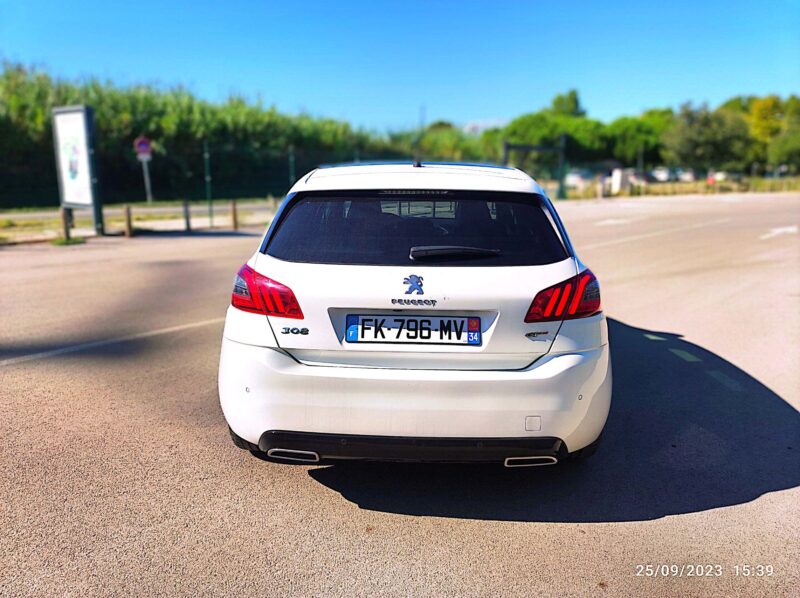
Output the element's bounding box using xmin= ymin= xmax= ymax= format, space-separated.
xmin=258 ymin=430 xmax=566 ymax=463
xmin=219 ymin=335 xmax=612 ymax=455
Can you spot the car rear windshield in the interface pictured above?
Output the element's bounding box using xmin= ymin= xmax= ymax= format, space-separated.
xmin=265 ymin=191 xmax=568 ymax=266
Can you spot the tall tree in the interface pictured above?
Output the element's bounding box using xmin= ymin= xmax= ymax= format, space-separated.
xmin=550 ymin=90 xmax=586 ymax=117
xmin=606 ymin=111 xmax=672 ymax=167
xmin=748 ymin=95 xmax=784 ymax=145
xmin=661 ymin=103 xmax=752 ymax=172
xmin=504 ymin=108 xmax=606 ymax=175
xmin=719 ymin=95 xmax=757 ymax=114
xmin=768 ymin=95 xmax=800 ymax=171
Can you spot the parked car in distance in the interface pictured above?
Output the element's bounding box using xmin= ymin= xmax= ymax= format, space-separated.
xmin=651 ymin=166 xmax=674 ymax=182
xmin=564 ymin=168 xmax=594 ymax=191
xmin=219 ymin=162 xmax=612 ymax=467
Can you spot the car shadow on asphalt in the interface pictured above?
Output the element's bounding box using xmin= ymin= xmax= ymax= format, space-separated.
xmin=308 ymin=318 xmax=800 ymax=522
xmin=0 ymin=261 xmax=220 ymax=362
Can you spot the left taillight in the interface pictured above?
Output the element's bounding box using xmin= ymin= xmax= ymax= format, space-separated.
xmin=231 ymin=264 xmax=303 ymax=319
xmin=525 ymin=269 xmax=601 ymax=323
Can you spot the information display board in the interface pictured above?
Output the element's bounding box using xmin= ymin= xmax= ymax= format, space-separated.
xmin=52 ymin=105 xmax=103 ymax=234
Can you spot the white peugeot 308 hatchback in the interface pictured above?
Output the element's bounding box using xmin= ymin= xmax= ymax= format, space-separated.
xmin=219 ymin=162 xmax=611 ymax=467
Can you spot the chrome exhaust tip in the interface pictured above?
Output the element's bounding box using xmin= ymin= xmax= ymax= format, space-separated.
xmin=266 ymin=448 xmax=320 ymax=463
xmin=504 ymin=455 xmax=558 ymax=468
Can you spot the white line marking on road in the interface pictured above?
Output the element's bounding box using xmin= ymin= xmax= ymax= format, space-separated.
xmin=582 ymin=218 xmax=730 ymax=250
xmin=707 ymin=370 xmax=743 ymax=392
xmin=759 ymin=225 xmax=798 ymax=240
xmin=0 ymin=318 xmax=225 ymax=367
xmin=669 ymin=348 xmax=702 ymax=362
xmin=644 ymin=334 xmax=667 ymax=341
xmin=595 ymin=218 xmax=632 ymax=226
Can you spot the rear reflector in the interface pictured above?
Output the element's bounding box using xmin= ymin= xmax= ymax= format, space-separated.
xmin=525 ymin=269 xmax=601 ymax=322
xmin=231 ymin=264 xmax=304 ymax=319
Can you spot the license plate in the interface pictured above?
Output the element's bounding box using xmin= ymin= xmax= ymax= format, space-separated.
xmin=345 ymin=315 xmax=481 ymax=345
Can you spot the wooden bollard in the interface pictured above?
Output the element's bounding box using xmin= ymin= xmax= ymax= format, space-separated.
xmin=124 ymin=204 xmax=134 ymax=238
xmin=183 ymin=201 xmax=192 ymax=232
xmin=231 ymin=200 xmax=239 ymax=231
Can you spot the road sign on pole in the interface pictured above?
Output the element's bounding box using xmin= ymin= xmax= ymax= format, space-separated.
xmin=133 ymin=135 xmax=154 ymax=203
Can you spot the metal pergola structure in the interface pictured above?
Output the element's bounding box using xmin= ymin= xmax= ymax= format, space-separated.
xmin=502 ymin=134 xmax=567 ymax=199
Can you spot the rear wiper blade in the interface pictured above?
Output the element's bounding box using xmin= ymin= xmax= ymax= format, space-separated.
xmin=409 ymin=245 xmax=502 ymax=260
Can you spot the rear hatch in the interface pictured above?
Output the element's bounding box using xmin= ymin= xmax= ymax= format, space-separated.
xmin=257 ymin=190 xmax=576 ymax=370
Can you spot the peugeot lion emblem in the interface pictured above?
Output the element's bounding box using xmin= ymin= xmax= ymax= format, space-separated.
xmin=404 ymin=275 xmax=424 ymax=295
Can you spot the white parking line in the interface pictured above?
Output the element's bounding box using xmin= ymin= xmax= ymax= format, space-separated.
xmin=644 ymin=334 xmax=667 ymax=341
xmin=595 ymin=218 xmax=633 ymax=226
xmin=759 ymin=225 xmax=797 ymax=240
xmin=707 ymin=370 xmax=743 ymax=392
xmin=582 ymin=218 xmax=730 ymax=250
xmin=669 ymin=348 xmax=702 ymax=362
xmin=0 ymin=318 xmax=225 ymax=367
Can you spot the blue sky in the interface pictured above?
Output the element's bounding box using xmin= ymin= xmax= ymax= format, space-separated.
xmin=1 ymin=0 xmax=798 ymax=131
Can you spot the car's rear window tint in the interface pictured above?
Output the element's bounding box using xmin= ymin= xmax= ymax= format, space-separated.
xmin=265 ymin=191 xmax=568 ymax=266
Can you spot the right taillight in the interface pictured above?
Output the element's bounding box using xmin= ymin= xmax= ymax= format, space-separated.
xmin=231 ymin=264 xmax=304 ymax=319
xmin=525 ymin=269 xmax=601 ymax=322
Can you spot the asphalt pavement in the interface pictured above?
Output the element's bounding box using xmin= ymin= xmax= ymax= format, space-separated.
xmin=1 ymin=192 xmax=798 ymax=597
